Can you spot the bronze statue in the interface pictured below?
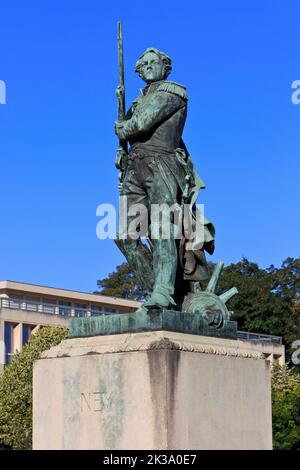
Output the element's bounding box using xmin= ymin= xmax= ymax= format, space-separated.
xmin=114 ymin=24 xmax=236 ymax=323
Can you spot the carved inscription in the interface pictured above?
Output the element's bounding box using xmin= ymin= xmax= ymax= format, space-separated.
xmin=80 ymin=391 xmax=111 ymax=412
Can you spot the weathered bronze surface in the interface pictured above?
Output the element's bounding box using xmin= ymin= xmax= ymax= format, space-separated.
xmin=68 ymin=309 xmax=237 ymax=339
xmin=113 ymin=27 xmax=237 ymax=333
xmin=69 ymin=26 xmax=238 ymax=338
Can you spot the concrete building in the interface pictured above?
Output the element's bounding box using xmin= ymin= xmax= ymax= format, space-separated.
xmin=0 ymin=280 xmax=140 ymax=372
xmin=0 ymin=280 xmax=285 ymax=373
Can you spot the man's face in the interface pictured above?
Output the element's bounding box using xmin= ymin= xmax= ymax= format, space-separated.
xmin=139 ymin=52 xmax=165 ymax=84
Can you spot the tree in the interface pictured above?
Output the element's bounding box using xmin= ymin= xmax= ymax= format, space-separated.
xmin=272 ymin=363 xmax=300 ymax=449
xmin=96 ymin=257 xmax=300 ymax=348
xmin=0 ymin=326 xmax=67 ymax=450
xmin=95 ymin=262 xmax=144 ymax=300
xmin=217 ymin=257 xmax=300 ymax=348
xmin=269 ymin=257 xmax=300 ymax=301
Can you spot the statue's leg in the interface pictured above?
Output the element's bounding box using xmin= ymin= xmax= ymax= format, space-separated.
xmin=145 ymin=235 xmax=177 ymax=308
xmin=143 ymin=160 xmax=179 ymax=309
xmin=116 ymin=169 xmax=154 ymax=297
xmin=115 ymin=237 xmax=154 ymax=296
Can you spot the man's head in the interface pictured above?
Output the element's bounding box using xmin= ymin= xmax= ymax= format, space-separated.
xmin=135 ymin=48 xmax=172 ymax=84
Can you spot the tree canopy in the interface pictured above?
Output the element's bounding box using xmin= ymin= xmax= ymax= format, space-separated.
xmin=272 ymin=363 xmax=300 ymax=449
xmin=217 ymin=257 xmax=300 ymax=349
xmin=0 ymin=326 xmax=67 ymax=450
xmin=96 ymin=257 xmax=300 ymax=350
xmin=95 ymin=262 xmax=144 ymax=300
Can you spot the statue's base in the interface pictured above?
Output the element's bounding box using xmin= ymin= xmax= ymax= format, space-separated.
xmin=68 ymin=309 xmax=237 ymax=339
xmin=33 ymin=330 xmax=272 ymax=450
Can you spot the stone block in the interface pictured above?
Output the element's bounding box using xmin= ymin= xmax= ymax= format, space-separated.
xmin=33 ymin=331 xmax=272 ymax=449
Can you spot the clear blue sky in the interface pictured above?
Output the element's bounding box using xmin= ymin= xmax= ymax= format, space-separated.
xmin=0 ymin=0 xmax=299 ymax=292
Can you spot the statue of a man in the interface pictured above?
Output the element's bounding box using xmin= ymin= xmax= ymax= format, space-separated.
xmin=115 ymin=47 xmax=215 ymax=312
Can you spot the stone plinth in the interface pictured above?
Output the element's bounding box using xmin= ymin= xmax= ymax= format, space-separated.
xmin=33 ymin=331 xmax=272 ymax=450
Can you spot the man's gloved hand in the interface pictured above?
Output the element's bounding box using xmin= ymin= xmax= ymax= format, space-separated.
xmin=115 ymin=146 xmax=127 ymax=170
xmin=114 ymin=120 xmax=127 ymax=140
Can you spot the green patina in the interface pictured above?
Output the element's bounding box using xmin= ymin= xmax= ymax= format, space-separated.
xmin=96 ymin=356 xmax=125 ymax=449
xmin=113 ymin=29 xmax=239 ymax=326
xmin=68 ymin=309 xmax=237 ymax=340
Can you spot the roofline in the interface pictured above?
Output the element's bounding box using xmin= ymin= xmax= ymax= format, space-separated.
xmin=0 ymin=280 xmax=141 ymax=308
xmin=0 ymin=279 xmax=108 ymax=296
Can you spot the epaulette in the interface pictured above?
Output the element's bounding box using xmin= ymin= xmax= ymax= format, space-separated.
xmin=157 ymin=81 xmax=188 ymax=101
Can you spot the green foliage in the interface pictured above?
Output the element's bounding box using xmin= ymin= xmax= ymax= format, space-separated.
xmin=97 ymin=257 xmax=300 ymax=349
xmin=272 ymin=363 xmax=300 ymax=449
xmin=0 ymin=326 xmax=67 ymax=450
xmin=269 ymin=257 xmax=300 ymax=301
xmin=217 ymin=257 xmax=300 ymax=348
xmin=95 ymin=262 xmax=144 ymax=300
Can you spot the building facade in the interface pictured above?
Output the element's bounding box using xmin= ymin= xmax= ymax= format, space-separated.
xmin=0 ymin=280 xmax=285 ymax=373
xmin=0 ymin=280 xmax=140 ymax=372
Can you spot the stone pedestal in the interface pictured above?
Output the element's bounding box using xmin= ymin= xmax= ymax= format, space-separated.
xmin=33 ymin=330 xmax=272 ymax=449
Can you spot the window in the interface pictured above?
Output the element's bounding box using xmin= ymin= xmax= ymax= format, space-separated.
xmin=4 ymin=323 xmax=13 ymax=365
xmin=74 ymin=303 xmax=87 ymax=317
xmin=103 ymin=307 xmax=117 ymax=315
xmin=8 ymin=295 xmax=23 ymax=309
xmin=42 ymin=298 xmax=57 ymax=314
xmin=90 ymin=305 xmax=103 ymax=317
xmin=22 ymin=324 xmax=33 ymax=346
xmin=24 ymin=296 xmax=39 ymax=312
xmin=59 ymin=301 xmax=72 ymax=316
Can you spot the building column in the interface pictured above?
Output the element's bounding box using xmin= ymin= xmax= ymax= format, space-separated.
xmin=0 ymin=319 xmax=4 ymax=373
xmin=276 ymin=354 xmax=285 ymax=366
xmin=13 ymin=323 xmax=23 ymax=353
xmin=32 ymin=325 xmax=40 ymax=336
